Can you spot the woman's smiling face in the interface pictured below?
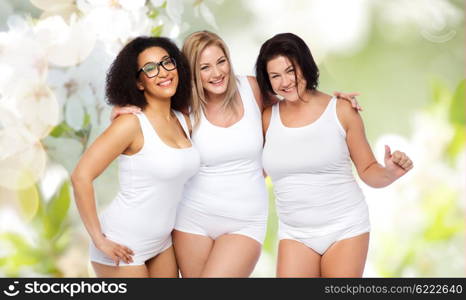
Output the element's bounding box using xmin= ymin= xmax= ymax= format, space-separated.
xmin=137 ymin=46 xmax=179 ymax=100
xmin=266 ymin=55 xmax=307 ymax=102
xmin=198 ymin=44 xmax=230 ymax=96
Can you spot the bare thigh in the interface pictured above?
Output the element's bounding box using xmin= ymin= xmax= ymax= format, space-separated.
xmin=91 ymin=262 xmax=149 ymax=278
xmin=321 ymin=232 xmax=369 ymax=278
xmin=201 ymin=234 xmax=261 ymax=278
xmin=172 ymin=230 xmax=214 ymax=278
xmin=276 ymin=239 xmax=321 ymax=278
xmin=146 ymin=246 xmax=179 ymax=278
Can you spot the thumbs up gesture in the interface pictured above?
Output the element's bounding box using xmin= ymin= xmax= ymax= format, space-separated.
xmin=384 ymin=145 xmax=413 ymax=180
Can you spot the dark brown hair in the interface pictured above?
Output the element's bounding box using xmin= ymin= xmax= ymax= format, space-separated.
xmin=255 ymin=33 xmax=319 ymax=106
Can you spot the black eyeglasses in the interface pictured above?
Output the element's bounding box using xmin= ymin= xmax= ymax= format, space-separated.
xmin=137 ymin=57 xmax=177 ymax=78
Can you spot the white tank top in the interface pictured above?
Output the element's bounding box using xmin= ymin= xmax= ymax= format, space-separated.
xmin=180 ymin=76 xmax=268 ymax=220
xmin=100 ymin=111 xmax=200 ymax=241
xmin=262 ymin=98 xmax=367 ymax=233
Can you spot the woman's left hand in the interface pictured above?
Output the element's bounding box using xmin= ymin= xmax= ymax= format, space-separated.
xmin=384 ymin=145 xmax=413 ymax=180
xmin=333 ymin=91 xmax=363 ymax=111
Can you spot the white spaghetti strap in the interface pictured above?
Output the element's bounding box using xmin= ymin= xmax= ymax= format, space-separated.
xmin=174 ymin=110 xmax=191 ymax=138
xmin=271 ymin=102 xmax=279 ymax=124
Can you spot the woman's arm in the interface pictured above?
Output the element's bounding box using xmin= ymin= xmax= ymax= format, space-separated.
xmin=337 ymin=100 xmax=413 ymax=188
xmin=261 ymin=106 xmax=273 ymax=178
xmin=71 ymin=114 xmax=140 ymax=265
xmin=262 ymin=106 xmax=272 ymax=139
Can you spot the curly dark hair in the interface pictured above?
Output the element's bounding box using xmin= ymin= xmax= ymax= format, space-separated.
xmin=255 ymin=33 xmax=319 ymax=106
xmin=106 ymin=36 xmax=191 ymax=111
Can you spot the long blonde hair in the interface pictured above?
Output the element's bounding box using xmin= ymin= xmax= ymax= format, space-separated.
xmin=182 ymin=30 xmax=238 ymax=128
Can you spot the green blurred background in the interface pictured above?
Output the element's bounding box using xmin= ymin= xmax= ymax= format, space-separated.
xmin=0 ymin=0 xmax=464 ymax=277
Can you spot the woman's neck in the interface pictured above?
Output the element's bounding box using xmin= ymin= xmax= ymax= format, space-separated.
xmin=144 ymin=97 xmax=173 ymax=121
xmin=205 ymin=91 xmax=227 ymax=107
xmin=284 ymin=89 xmax=319 ymax=108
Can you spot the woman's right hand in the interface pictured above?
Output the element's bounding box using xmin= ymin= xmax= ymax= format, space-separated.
xmin=94 ymin=235 xmax=134 ymax=266
xmin=110 ymin=105 xmax=141 ymax=121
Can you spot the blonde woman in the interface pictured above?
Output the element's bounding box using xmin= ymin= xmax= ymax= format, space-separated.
xmin=170 ymin=31 xmax=269 ymax=277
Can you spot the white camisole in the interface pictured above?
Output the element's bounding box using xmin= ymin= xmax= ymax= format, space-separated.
xmin=179 ymin=76 xmax=268 ymax=221
xmin=90 ymin=110 xmax=200 ymax=266
xmin=262 ymin=97 xmax=369 ymax=237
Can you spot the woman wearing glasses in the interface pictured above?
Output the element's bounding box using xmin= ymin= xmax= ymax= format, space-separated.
xmin=71 ymin=36 xmax=200 ymax=277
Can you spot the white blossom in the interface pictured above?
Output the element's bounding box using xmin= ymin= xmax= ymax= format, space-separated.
xmin=0 ymin=17 xmax=48 ymax=96
xmin=199 ymin=2 xmax=218 ymax=30
xmin=39 ymin=163 xmax=69 ymax=202
xmin=362 ymin=108 xmax=464 ymax=276
xmin=4 ymin=82 xmax=59 ymax=139
xmin=36 ymin=15 xmax=97 ymax=67
xmin=166 ymin=0 xmax=184 ymax=24
xmin=77 ymin=0 xmax=155 ymax=55
xmin=0 ymin=125 xmax=47 ymax=190
xmin=150 ymin=0 xmax=165 ymax=7
xmin=48 ymin=41 xmax=112 ymax=131
xmin=30 ymin=0 xmax=79 ymax=21
xmin=0 ymin=208 xmax=36 ymax=243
